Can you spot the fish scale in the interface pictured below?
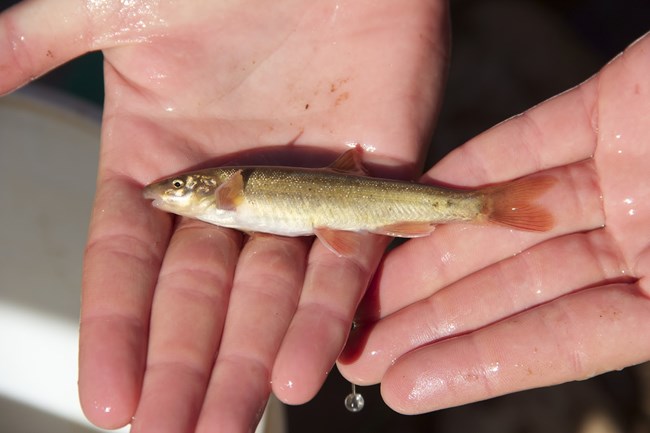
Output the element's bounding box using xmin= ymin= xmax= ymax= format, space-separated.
xmin=143 ymin=146 xmax=554 ymax=256
xmin=240 ymin=168 xmax=479 ymax=229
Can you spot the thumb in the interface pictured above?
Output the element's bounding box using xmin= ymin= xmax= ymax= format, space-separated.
xmin=0 ymin=0 xmax=168 ymax=95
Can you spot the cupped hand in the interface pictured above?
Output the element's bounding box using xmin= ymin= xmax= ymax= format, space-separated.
xmin=339 ymin=32 xmax=650 ymax=414
xmin=0 ymin=0 xmax=448 ymax=431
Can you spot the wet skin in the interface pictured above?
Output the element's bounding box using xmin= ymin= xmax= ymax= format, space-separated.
xmin=0 ymin=1 xmax=447 ymax=432
xmin=2 ymin=0 xmax=648 ymax=429
xmin=339 ymin=33 xmax=650 ymax=414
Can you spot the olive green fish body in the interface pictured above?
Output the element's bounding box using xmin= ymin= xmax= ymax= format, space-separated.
xmin=202 ymin=167 xmax=484 ymax=236
xmin=143 ymin=147 xmax=554 ymax=256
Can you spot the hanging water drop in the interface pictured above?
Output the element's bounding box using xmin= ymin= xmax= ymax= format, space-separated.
xmin=344 ymin=392 xmax=364 ymax=412
xmin=344 ymin=383 xmax=365 ymax=412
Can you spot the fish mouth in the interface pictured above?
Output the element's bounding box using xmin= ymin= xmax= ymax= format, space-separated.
xmin=142 ymin=184 xmax=159 ymax=201
xmin=142 ymin=185 xmax=165 ymax=209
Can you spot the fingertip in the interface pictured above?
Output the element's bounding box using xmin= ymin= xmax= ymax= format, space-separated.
xmin=271 ymin=359 xmax=326 ymax=405
xmin=381 ymin=348 xmax=460 ymax=415
xmin=0 ymin=0 xmax=96 ymax=94
xmin=379 ymin=380 xmax=416 ymax=416
xmin=336 ymin=355 xmax=385 ymax=389
xmin=271 ymin=307 xmax=350 ymax=405
xmin=380 ymin=354 xmax=454 ymax=415
xmin=78 ymin=318 xmax=145 ymax=429
xmin=79 ymin=390 xmax=135 ymax=430
xmin=336 ymin=361 xmax=382 ymax=388
xmin=337 ymin=318 xmax=411 ymax=386
xmin=380 ymin=360 xmax=439 ymax=416
xmin=271 ymin=336 xmax=335 ymax=405
xmin=79 ymin=370 xmax=139 ymax=430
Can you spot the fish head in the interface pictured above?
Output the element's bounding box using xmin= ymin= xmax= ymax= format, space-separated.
xmin=143 ymin=171 xmax=224 ymax=217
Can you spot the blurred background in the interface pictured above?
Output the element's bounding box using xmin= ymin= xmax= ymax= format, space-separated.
xmin=1 ymin=0 xmax=649 ymax=432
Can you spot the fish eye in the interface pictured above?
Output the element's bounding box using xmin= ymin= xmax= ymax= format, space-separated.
xmin=172 ymin=179 xmax=184 ymax=189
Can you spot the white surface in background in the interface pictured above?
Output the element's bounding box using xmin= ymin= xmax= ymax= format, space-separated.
xmin=0 ymin=302 xmax=126 ymax=433
xmin=0 ymin=87 xmax=282 ymax=433
xmin=0 ymin=88 xmax=128 ymax=433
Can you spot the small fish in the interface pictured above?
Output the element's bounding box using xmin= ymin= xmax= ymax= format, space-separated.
xmin=143 ymin=146 xmax=555 ymax=257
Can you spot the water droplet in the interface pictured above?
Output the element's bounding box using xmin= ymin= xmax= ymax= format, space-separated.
xmin=344 ymin=383 xmax=364 ymax=412
xmin=345 ymin=392 xmax=364 ymax=412
xmin=91 ymin=400 xmax=112 ymax=414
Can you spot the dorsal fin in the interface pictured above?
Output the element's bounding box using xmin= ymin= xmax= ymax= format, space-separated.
xmin=327 ymin=145 xmax=368 ymax=176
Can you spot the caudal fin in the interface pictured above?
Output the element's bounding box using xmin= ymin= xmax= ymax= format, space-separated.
xmin=484 ymin=175 xmax=556 ymax=232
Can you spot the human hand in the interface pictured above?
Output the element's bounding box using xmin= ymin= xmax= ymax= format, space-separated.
xmin=1 ymin=0 xmax=449 ymax=431
xmin=339 ymin=33 xmax=650 ymax=414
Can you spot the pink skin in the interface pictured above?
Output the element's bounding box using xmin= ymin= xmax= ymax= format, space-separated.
xmin=338 ymin=33 xmax=650 ymax=414
xmin=1 ymin=0 xmax=448 ymax=432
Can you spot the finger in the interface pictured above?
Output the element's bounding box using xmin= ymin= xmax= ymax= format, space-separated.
xmin=79 ymin=177 xmax=171 ymax=429
xmin=272 ymin=234 xmax=389 ymax=404
xmin=195 ymin=234 xmax=310 ymax=433
xmin=380 ymin=283 xmax=650 ymax=414
xmin=0 ymin=0 xmax=169 ymax=94
xmin=593 ymin=32 xmax=650 ymax=270
xmin=358 ymin=159 xmax=604 ymax=322
xmin=129 ymin=220 xmax=241 ymax=433
xmin=0 ymin=0 xmax=93 ymax=94
xmin=429 ymin=70 xmax=599 ymax=185
xmin=338 ymin=229 xmax=630 ymax=384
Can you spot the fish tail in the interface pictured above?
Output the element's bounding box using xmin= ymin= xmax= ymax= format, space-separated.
xmin=482 ymin=175 xmax=556 ymax=231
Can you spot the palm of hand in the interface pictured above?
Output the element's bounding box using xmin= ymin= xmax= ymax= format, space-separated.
xmin=339 ymin=34 xmax=650 ymax=414
xmin=0 ymin=0 xmax=447 ymax=432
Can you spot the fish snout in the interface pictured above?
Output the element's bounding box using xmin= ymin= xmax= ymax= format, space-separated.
xmin=142 ymin=183 xmax=160 ymax=201
xmin=142 ymin=184 xmax=166 ymax=209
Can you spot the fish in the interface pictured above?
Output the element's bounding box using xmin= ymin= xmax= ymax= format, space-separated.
xmin=143 ymin=146 xmax=555 ymax=257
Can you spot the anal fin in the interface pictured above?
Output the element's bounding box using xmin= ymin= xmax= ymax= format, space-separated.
xmin=373 ymin=222 xmax=435 ymax=238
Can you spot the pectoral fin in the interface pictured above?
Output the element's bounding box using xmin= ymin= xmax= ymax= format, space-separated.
xmin=314 ymin=227 xmax=365 ymax=257
xmin=327 ymin=145 xmax=368 ymax=176
xmin=215 ymin=170 xmax=245 ymax=210
xmin=373 ymin=222 xmax=436 ymax=238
